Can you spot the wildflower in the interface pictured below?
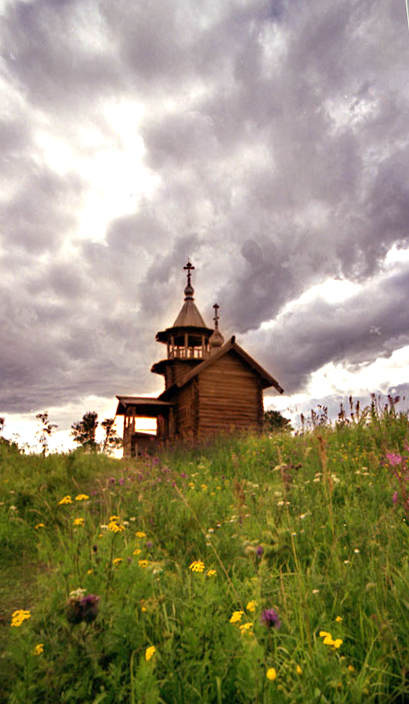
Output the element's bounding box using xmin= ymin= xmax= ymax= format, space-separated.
xmin=189 ymin=560 xmax=205 ymax=573
xmin=133 ymin=548 xmax=142 ymax=556
xmin=230 ymin=611 xmax=244 ymax=624
xmin=113 ymin=558 xmax=123 ymax=566
xmin=333 ymin=639 xmax=343 ymax=648
xmin=139 ymin=559 xmax=149 ymax=568
xmin=386 ymin=453 xmax=402 ymax=466
xmin=109 ymin=515 xmax=120 ymax=522
xmin=75 ymin=494 xmax=89 ymax=501
xmin=33 ymin=644 xmax=44 ymax=656
xmin=335 ymin=616 xmax=343 ymax=623
xmin=266 ymin=668 xmax=277 ymax=681
xmin=11 ymin=610 xmax=31 ymax=627
xmin=58 ymin=495 xmax=72 ymax=505
xmin=319 ymin=631 xmax=331 ymax=638
xmin=35 ymin=523 xmax=45 ymax=529
xmin=246 ymin=600 xmax=257 ymax=613
xmin=87 ymin=569 xmax=93 ymax=575
xmin=296 ymin=665 xmax=303 ymax=675
xmin=73 ymin=518 xmax=85 ymax=527
xmin=206 ymin=569 xmax=217 ymax=577
xmin=354 ymin=548 xmax=360 ymax=554
xmin=256 ymin=545 xmax=264 ymax=557
xmin=135 ymin=531 xmax=146 ymax=538
xmin=108 ymin=521 xmax=125 ymax=533
xmin=260 ymin=608 xmax=281 ymax=630
xmin=239 ymin=622 xmax=253 ymax=634
xmin=348 ymin=665 xmax=356 ymax=672
xmin=66 ymin=593 xmax=99 ymax=625
xmin=145 ymin=645 xmax=156 ymax=661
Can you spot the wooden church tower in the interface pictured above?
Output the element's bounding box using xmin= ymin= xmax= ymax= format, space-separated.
xmin=116 ymin=262 xmax=283 ymax=457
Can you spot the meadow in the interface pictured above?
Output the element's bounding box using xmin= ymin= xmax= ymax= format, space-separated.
xmin=2 ymin=403 xmax=409 ymax=703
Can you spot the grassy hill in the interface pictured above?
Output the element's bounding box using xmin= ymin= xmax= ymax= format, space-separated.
xmin=2 ymin=409 xmax=409 ymax=703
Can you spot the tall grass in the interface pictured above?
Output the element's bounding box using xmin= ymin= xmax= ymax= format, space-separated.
xmin=2 ymin=409 xmax=409 ymax=703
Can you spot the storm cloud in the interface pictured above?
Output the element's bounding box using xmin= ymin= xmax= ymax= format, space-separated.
xmin=0 ymin=0 xmax=408 ymax=436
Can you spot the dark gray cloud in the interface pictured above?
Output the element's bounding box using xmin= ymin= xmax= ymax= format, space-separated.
xmin=0 ymin=0 xmax=409 ymax=433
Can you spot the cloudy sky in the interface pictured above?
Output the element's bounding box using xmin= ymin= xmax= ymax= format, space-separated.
xmin=1 ymin=0 xmax=409 ymax=449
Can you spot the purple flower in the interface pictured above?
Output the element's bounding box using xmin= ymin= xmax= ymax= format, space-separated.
xmin=108 ymin=477 xmax=116 ymax=484
xmin=118 ymin=478 xmax=125 ymax=486
xmin=392 ymin=491 xmax=399 ymax=505
xmin=260 ymin=608 xmax=281 ymax=630
xmin=146 ymin=540 xmax=153 ymax=549
xmin=81 ymin=594 xmax=100 ymax=623
xmin=386 ymin=453 xmax=403 ymax=467
xmin=66 ymin=594 xmax=100 ymax=625
xmin=256 ymin=545 xmax=264 ymax=557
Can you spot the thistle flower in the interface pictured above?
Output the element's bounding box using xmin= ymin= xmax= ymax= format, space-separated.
xmin=260 ymin=608 xmax=281 ymax=630
xmin=66 ymin=593 xmax=100 ymax=625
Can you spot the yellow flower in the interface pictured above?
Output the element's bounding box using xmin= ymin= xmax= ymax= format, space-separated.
xmin=87 ymin=569 xmax=93 ymax=575
xmin=348 ymin=665 xmax=356 ymax=672
xmin=145 ymin=645 xmax=156 ymax=661
xmin=58 ymin=495 xmax=72 ymax=505
xmin=113 ymin=558 xmax=123 ymax=566
xmin=33 ymin=643 xmax=44 ymax=656
xmin=135 ymin=531 xmax=146 ymax=538
xmin=109 ymin=515 xmax=120 ymax=522
xmin=73 ymin=518 xmax=84 ymax=526
xmin=35 ymin=523 xmax=45 ymax=529
xmin=75 ymin=494 xmax=89 ymax=501
xmin=266 ymin=668 xmax=277 ymax=681
xmin=333 ymin=639 xmax=343 ymax=649
xmin=296 ymin=665 xmax=303 ymax=675
xmin=189 ymin=560 xmax=205 ymax=573
xmin=229 ymin=610 xmax=244 ymax=624
xmin=323 ymin=635 xmax=335 ymax=646
xmin=108 ymin=521 xmax=125 ymax=533
xmin=239 ymin=622 xmax=253 ymax=634
xmin=206 ymin=569 xmax=217 ymax=577
xmin=246 ymin=600 xmax=257 ymax=613
xmin=11 ymin=610 xmax=31 ymax=627
xmin=133 ymin=548 xmax=142 ymax=556
xmin=319 ymin=630 xmax=331 ymax=638
xmin=139 ymin=559 xmax=149 ymax=568
xmin=335 ymin=616 xmax=343 ymax=623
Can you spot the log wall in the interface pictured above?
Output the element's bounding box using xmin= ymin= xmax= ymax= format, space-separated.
xmin=197 ymin=351 xmax=262 ymax=435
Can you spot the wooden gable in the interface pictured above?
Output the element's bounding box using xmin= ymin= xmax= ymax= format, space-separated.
xmin=159 ymin=337 xmax=283 ymax=439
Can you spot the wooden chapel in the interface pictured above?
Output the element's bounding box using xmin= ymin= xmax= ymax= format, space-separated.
xmin=116 ymin=262 xmax=284 ymax=457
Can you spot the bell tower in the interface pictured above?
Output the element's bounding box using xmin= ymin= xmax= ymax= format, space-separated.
xmin=151 ymin=262 xmax=215 ymax=388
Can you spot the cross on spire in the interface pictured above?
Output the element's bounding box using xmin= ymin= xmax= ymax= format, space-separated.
xmin=213 ymin=303 xmax=220 ymax=329
xmin=184 ymin=261 xmax=195 ymax=288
